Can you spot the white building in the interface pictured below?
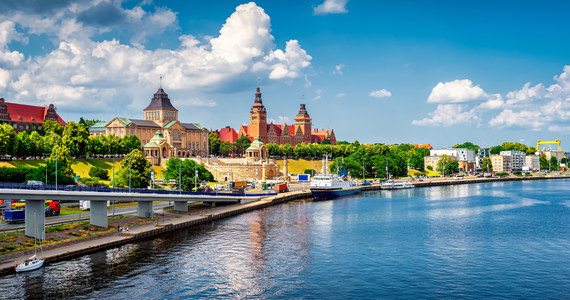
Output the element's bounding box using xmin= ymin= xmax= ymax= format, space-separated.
xmin=525 ymin=155 xmax=540 ymax=171
xmin=500 ymin=150 xmax=525 ymax=171
xmin=430 ymin=148 xmax=476 ymax=162
xmin=476 ymin=148 xmax=490 ymax=168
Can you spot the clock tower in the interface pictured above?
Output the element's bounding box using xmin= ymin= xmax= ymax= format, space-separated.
xmin=249 ymin=86 xmax=267 ymax=142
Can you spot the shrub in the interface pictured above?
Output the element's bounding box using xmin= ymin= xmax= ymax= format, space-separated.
xmin=77 ymin=177 xmax=108 ymax=187
xmin=427 ymin=166 xmax=433 ymax=171
xmin=0 ymin=167 xmax=36 ymax=183
xmin=88 ymin=167 xmax=109 ymax=180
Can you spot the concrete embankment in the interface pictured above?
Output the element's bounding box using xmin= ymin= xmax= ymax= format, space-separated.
xmin=0 ymin=191 xmax=312 ymax=276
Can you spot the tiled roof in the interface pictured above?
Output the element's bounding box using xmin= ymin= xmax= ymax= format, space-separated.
xmin=181 ymin=123 xmax=204 ymax=130
xmin=216 ymin=126 xmax=238 ymax=143
xmin=129 ymin=119 xmax=160 ymax=128
xmin=240 ymin=125 xmax=248 ymax=134
xmin=164 ymin=120 xmax=177 ymax=128
xmin=3 ymin=102 xmax=66 ymax=126
xmin=143 ymin=88 xmax=178 ymax=111
xmin=267 ymin=123 xmax=281 ymax=135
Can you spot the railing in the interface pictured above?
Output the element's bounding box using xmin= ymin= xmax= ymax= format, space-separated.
xmin=0 ymin=182 xmax=277 ymax=197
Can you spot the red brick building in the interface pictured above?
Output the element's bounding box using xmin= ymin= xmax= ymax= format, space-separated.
xmin=0 ymin=98 xmax=67 ymax=132
xmin=231 ymin=86 xmax=336 ymax=146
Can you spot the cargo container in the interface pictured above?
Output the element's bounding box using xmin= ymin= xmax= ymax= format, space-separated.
xmin=274 ymin=182 xmax=289 ymax=193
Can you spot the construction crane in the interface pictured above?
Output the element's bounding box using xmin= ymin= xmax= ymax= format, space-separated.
xmin=537 ymin=139 xmax=562 ymax=151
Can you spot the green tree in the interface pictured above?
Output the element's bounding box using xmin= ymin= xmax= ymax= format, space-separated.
xmin=164 ymin=157 xmax=214 ymax=191
xmin=117 ymin=149 xmax=153 ymax=188
xmin=219 ymin=141 xmax=236 ymax=156
xmin=526 ymin=146 xmax=537 ymax=155
xmin=89 ymin=167 xmax=109 ymax=180
xmin=294 ymin=143 xmax=311 ymax=158
xmin=13 ymin=131 xmax=31 ymax=157
xmin=61 ymin=121 xmax=89 ymax=157
xmin=27 ymin=144 xmax=75 ymax=185
xmin=122 ymin=134 xmax=142 ymax=152
xmin=561 ymin=157 xmax=567 ymax=164
xmin=281 ymin=144 xmax=294 ymax=157
xmin=408 ymin=152 xmax=425 ymax=170
xmin=490 ymin=145 xmax=503 ymax=155
xmin=209 ymin=133 xmax=221 ymax=155
xmin=321 ymin=138 xmax=331 ymax=145
xmin=42 ymin=120 xmax=64 ymax=136
xmin=453 ymin=142 xmax=480 ymax=150
xmin=540 ymin=153 xmax=548 ymax=170
xmin=0 ymin=123 xmax=16 ymax=155
xmin=481 ymin=157 xmax=493 ymax=172
xmin=235 ymin=136 xmax=252 ymax=155
xmin=549 ymin=156 xmax=559 ymax=171
xmin=266 ymin=143 xmax=281 ymax=156
xmin=436 ymin=155 xmax=458 ymax=175
xmin=29 ymin=131 xmax=43 ymax=156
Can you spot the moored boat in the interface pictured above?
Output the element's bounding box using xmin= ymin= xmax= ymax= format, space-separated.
xmin=15 ymin=255 xmax=44 ymax=273
xmin=310 ymin=173 xmax=362 ymax=198
xmin=381 ymin=180 xmax=414 ymax=190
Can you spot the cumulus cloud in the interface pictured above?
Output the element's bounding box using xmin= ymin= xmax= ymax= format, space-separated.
xmin=314 ymin=0 xmax=349 ymax=15
xmin=488 ymin=109 xmax=544 ymax=130
xmin=427 ymin=79 xmax=487 ymax=103
xmin=505 ymin=82 xmax=545 ymax=105
xmin=0 ymin=2 xmax=312 ymax=114
xmin=477 ymin=94 xmax=504 ymax=110
xmin=369 ymin=89 xmax=391 ymax=98
xmin=412 ymin=104 xmax=480 ymax=127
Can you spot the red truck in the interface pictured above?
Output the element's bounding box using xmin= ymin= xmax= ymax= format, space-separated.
xmin=274 ymin=182 xmax=289 ymax=193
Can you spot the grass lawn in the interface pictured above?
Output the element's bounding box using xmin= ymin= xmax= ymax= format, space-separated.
xmin=275 ymin=159 xmax=323 ymax=175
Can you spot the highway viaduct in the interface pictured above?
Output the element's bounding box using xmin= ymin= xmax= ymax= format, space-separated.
xmin=0 ymin=190 xmax=260 ymax=240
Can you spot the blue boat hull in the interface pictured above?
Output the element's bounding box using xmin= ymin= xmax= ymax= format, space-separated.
xmin=310 ymin=187 xmax=362 ymax=199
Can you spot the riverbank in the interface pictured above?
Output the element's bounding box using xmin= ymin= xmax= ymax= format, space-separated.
xmin=1 ymin=174 xmax=568 ymax=276
xmin=0 ymin=191 xmax=311 ymax=276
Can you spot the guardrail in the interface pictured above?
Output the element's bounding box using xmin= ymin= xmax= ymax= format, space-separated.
xmin=0 ymin=182 xmax=277 ymax=197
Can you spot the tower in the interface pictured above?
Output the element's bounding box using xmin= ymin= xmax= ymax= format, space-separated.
xmin=143 ymin=87 xmax=178 ymax=127
xmin=294 ymin=104 xmax=312 ymax=143
xmin=249 ymin=86 xmax=267 ymax=142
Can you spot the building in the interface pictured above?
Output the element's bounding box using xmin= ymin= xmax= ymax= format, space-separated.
xmin=430 ymin=148 xmax=476 ymax=162
xmin=236 ymin=86 xmax=336 ymax=146
xmin=491 ymin=154 xmax=512 ymax=173
xmin=424 ymin=155 xmax=457 ymax=171
xmin=525 ymin=155 xmax=540 ymax=171
xmin=476 ymin=148 xmax=490 ymax=169
xmin=213 ymin=126 xmax=239 ymax=144
xmin=90 ymin=88 xmax=209 ymax=165
xmin=500 ymin=150 xmax=525 ymax=171
xmin=458 ymin=161 xmax=475 ymax=173
xmin=0 ymin=98 xmax=66 ymax=132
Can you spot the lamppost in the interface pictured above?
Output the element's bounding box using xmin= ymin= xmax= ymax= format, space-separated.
xmin=122 ymin=145 xmax=132 ymax=193
xmin=48 ymin=131 xmax=58 ymax=190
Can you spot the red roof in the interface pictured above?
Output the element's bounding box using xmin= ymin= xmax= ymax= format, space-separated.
xmin=5 ymin=102 xmax=66 ymax=126
xmin=267 ymin=123 xmax=282 ymax=135
xmin=216 ymin=126 xmax=238 ymax=143
xmin=239 ymin=125 xmax=248 ymax=135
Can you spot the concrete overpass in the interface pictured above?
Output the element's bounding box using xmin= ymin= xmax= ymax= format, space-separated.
xmin=0 ymin=189 xmax=260 ymax=240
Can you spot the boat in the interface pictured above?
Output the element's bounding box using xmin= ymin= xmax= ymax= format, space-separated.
xmin=381 ymin=180 xmax=414 ymax=190
xmin=15 ymin=211 xmax=44 ymax=273
xmin=310 ymin=173 xmax=362 ymax=198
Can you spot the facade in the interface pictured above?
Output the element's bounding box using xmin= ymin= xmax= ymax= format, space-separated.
xmin=491 ymin=154 xmax=512 ymax=173
xmin=236 ymin=86 xmax=336 ymax=146
xmin=540 ymin=149 xmax=565 ymax=162
xmin=424 ymin=155 xmax=457 ymax=171
xmin=245 ymin=136 xmax=269 ymax=162
xmin=500 ymin=150 xmax=525 ymax=171
xmin=525 ymin=155 xmax=540 ymax=171
xmin=430 ymin=148 xmax=476 ymax=162
xmin=458 ymin=161 xmax=475 ymax=173
xmin=0 ymin=98 xmax=66 ymax=132
xmin=90 ymin=88 xmax=209 ymax=165
xmin=476 ymin=148 xmax=490 ymax=169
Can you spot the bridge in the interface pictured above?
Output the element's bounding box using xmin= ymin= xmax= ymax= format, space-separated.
xmin=0 ymin=189 xmax=261 ymax=240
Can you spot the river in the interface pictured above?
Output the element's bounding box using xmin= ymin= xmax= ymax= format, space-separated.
xmin=2 ymin=179 xmax=569 ymax=299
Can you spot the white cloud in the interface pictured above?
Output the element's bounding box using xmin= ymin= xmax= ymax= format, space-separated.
xmin=369 ymin=89 xmax=391 ymax=98
xmin=488 ymin=109 xmax=544 ymax=130
xmin=269 ymin=116 xmax=290 ymax=124
xmin=336 ymin=93 xmax=345 ymax=98
xmin=0 ymin=2 xmax=312 ymax=115
xmin=412 ymin=104 xmax=479 ymax=127
xmin=312 ymin=89 xmax=322 ymax=101
xmin=505 ymin=82 xmax=545 ymax=105
xmin=427 ymin=79 xmax=487 ymax=103
xmin=548 ymin=125 xmax=570 ymax=132
xmin=478 ymin=94 xmax=504 ymax=110
xmin=334 ymin=64 xmax=344 ymax=75
xmin=314 ymin=0 xmax=349 ymax=15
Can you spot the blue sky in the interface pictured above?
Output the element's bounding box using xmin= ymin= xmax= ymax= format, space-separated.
xmin=1 ymin=0 xmax=570 ymax=148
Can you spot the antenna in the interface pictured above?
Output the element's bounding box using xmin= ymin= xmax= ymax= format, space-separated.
xmin=160 ymin=75 xmax=163 ymax=88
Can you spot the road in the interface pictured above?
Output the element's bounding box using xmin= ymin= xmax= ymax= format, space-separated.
xmin=0 ymin=202 xmax=175 ymax=229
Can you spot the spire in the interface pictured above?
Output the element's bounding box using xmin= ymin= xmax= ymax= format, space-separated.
xmin=255 ymin=86 xmax=262 ymax=104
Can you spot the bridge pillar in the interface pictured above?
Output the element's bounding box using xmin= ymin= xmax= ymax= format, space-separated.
xmin=90 ymin=201 xmax=108 ymax=228
xmin=174 ymin=201 xmax=188 ymax=212
xmin=24 ymin=199 xmax=45 ymax=240
xmin=137 ymin=201 xmax=154 ymax=218
xmin=203 ymin=202 xmax=216 ymax=207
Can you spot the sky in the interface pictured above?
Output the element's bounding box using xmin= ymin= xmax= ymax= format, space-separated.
xmin=1 ymin=0 xmax=570 ymax=149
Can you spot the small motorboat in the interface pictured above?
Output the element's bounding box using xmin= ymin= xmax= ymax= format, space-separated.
xmin=15 ymin=255 xmax=44 ymax=273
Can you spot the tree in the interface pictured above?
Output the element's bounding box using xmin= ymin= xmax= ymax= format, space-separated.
xmin=219 ymin=142 xmax=236 ymax=156
xmin=266 ymin=143 xmax=281 ymax=156
xmin=280 ymin=144 xmax=294 ymax=157
xmin=490 ymin=145 xmax=503 ymax=155
xmin=0 ymin=123 xmax=16 ymax=155
xmin=540 ymin=153 xmax=548 ymax=170
xmin=481 ymin=157 xmax=493 ymax=172
xmin=122 ymin=134 xmax=142 ymax=152
xmin=550 ymin=156 xmax=559 ymax=171
xmin=561 ymin=157 xmax=567 ymax=164
xmin=321 ymin=138 xmax=331 ymax=145
xmin=209 ymin=133 xmax=221 ymax=155
xmin=116 ymin=149 xmax=153 ymax=188
xmin=453 ymin=142 xmax=479 ymax=150
xmin=42 ymin=120 xmax=64 ymax=136
xmin=235 ymin=136 xmax=252 ymax=155
xmin=408 ymin=153 xmax=425 ymax=170
xmin=526 ymin=147 xmax=537 ymax=155
xmin=89 ymin=167 xmax=109 ymax=180
xmin=164 ymin=157 xmax=214 ymax=191
xmin=436 ymin=155 xmax=458 ymax=175
xmin=62 ymin=121 xmax=89 ymax=157
xmin=26 ymin=144 xmax=75 ymax=185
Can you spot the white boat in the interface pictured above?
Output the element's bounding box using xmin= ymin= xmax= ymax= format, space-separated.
xmin=310 ymin=173 xmax=362 ymax=198
xmin=15 ymin=255 xmax=44 ymax=273
xmin=381 ymin=180 xmax=414 ymax=190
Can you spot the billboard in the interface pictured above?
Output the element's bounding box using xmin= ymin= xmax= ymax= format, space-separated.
xmin=298 ymin=174 xmax=310 ymax=182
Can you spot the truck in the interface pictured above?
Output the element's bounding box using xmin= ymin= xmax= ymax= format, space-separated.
xmin=3 ymin=210 xmax=25 ymax=223
xmin=79 ymin=200 xmax=111 ymax=211
xmin=274 ymin=182 xmax=289 ymax=193
xmin=9 ymin=200 xmax=60 ymax=217
xmin=229 ymin=181 xmax=248 ymax=194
